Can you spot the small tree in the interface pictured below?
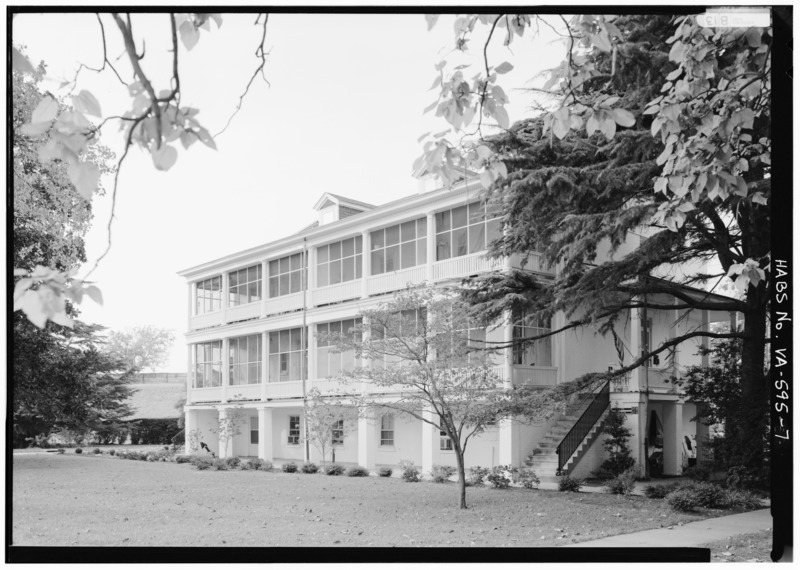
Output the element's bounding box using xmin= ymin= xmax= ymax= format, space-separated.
xmin=304 ymin=389 xmax=357 ymax=464
xmin=212 ymin=407 xmax=246 ymax=458
xmin=105 ymin=325 xmax=176 ymax=372
xmin=326 ymin=287 xmax=563 ymax=509
xmin=595 ymin=407 xmax=635 ymax=479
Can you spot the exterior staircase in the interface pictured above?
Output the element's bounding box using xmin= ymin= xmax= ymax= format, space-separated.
xmin=525 ymin=383 xmax=610 ymax=483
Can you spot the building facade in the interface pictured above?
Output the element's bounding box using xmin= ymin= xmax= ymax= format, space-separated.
xmin=179 ymin=181 xmax=735 ymax=478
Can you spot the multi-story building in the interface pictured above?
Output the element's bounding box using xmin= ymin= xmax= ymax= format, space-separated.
xmin=178 ymin=179 xmax=737 ymax=478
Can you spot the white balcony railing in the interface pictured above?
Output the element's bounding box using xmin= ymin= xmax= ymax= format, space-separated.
xmin=226 ymin=384 xmax=262 ymax=401
xmin=310 ymin=280 xmax=361 ymax=306
xmin=265 ymin=380 xmax=303 ymax=399
xmin=226 ymin=301 xmax=261 ymax=324
xmin=366 ymin=266 xmax=427 ymax=296
xmin=433 ymin=252 xmax=502 ymax=281
xmin=191 ymin=386 xmax=223 ymax=403
xmin=512 ymin=366 xmax=558 ymax=387
xmin=510 ymin=252 xmax=554 ymax=275
xmin=263 ymin=291 xmax=305 ymax=316
xmin=191 ymin=311 xmax=223 ymax=330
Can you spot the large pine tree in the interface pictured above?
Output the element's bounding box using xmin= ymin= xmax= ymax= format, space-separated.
xmin=462 ymin=15 xmax=770 ymax=480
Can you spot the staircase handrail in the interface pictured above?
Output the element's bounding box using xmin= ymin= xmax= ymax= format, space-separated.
xmin=556 ymin=381 xmax=610 ymax=475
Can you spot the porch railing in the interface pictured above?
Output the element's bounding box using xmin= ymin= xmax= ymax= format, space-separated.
xmin=556 ymin=381 xmax=610 ymax=475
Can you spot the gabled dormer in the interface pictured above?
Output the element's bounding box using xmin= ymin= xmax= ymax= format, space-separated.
xmin=313 ymin=193 xmax=375 ymax=226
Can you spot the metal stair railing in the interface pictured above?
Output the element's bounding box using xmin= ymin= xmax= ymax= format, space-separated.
xmin=556 ymin=381 xmax=610 ymax=475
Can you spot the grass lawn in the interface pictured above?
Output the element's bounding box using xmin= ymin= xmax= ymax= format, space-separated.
xmin=699 ymin=530 xmax=774 ymax=562
xmin=13 ymin=453 xmax=738 ymax=547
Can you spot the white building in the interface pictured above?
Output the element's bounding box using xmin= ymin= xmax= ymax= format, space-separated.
xmin=178 ymin=179 xmax=736 ymax=479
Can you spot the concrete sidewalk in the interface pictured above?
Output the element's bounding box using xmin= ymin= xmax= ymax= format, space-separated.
xmin=570 ymin=508 xmax=772 ymax=548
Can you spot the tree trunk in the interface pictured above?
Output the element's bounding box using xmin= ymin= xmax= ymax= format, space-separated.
xmin=454 ymin=444 xmax=467 ymax=509
xmin=738 ymin=284 xmax=769 ymax=473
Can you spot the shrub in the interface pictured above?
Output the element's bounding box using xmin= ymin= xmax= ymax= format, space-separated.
xmin=224 ymin=457 xmax=241 ymax=469
xmin=301 ymin=462 xmax=319 ymax=474
xmin=108 ymin=449 xmax=115 ymax=456
xmin=687 ymin=481 xmax=727 ymax=508
xmin=643 ymin=482 xmax=681 ymax=499
xmin=666 ymin=488 xmax=698 ymax=512
xmin=191 ymin=456 xmax=214 ymax=470
xmin=240 ymin=458 xmax=267 ymax=471
xmin=325 ymin=463 xmax=345 ymax=476
xmin=146 ymin=452 xmax=158 ymax=462
xmin=558 ymin=475 xmax=583 ymax=492
xmin=722 ymin=489 xmax=763 ymax=510
xmin=92 ymin=448 xmax=101 ymax=455
xmin=56 ymin=448 xmax=65 ymax=454
xmin=466 ymin=466 xmax=489 ymax=487
xmin=605 ymin=468 xmax=636 ymax=495
xmin=128 ymin=419 xmax=181 ymax=445
xmin=377 ymin=467 xmax=393 ymax=477
xmin=487 ymin=465 xmax=517 ymax=489
xmin=597 ymin=408 xmax=635 ymax=477
xmin=399 ymin=460 xmax=420 ymax=482
xmin=430 ymin=464 xmax=456 ymax=483
xmin=211 ymin=458 xmax=231 ymax=471
xmin=347 ymin=466 xmax=370 ymax=477
xmin=175 ymin=455 xmax=192 ymax=464
xmin=684 ymin=464 xmax=712 ymax=482
xmin=515 ymin=468 xmax=540 ymax=489
xmin=282 ymin=462 xmax=298 ymax=473
xmin=75 ymin=448 xmax=83 ymax=454
xmin=260 ymin=461 xmax=273 ymax=472
xmin=726 ymin=465 xmax=768 ymax=491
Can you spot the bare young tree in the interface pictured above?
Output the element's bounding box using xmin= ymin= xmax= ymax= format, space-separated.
xmin=304 ymin=388 xmax=357 ymax=465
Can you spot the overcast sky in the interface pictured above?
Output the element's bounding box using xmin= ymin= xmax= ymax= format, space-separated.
xmin=13 ymin=12 xmax=561 ymax=371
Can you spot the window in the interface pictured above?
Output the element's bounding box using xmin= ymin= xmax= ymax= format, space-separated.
xmin=435 ymin=201 xmax=502 ymax=261
xmin=380 ymin=414 xmax=394 ymax=446
xmin=370 ymin=218 xmax=427 ymax=275
xmin=268 ymin=253 xmax=306 ymax=298
xmin=268 ymin=327 xmax=307 ymax=382
xmin=229 ymin=265 xmax=262 ymax=306
xmin=250 ymin=416 xmax=259 ymax=445
xmin=195 ymin=276 xmax=222 ymax=314
xmin=288 ymin=416 xmax=300 ymax=445
xmin=229 ymin=334 xmax=262 ymax=385
xmin=440 ymin=427 xmax=453 ymax=451
xmin=193 ymin=341 xmax=222 ymax=388
xmin=332 ymin=419 xmax=344 ymax=446
xmin=317 ymin=236 xmax=363 ymax=287
xmin=513 ymin=314 xmax=552 ymax=367
xmin=316 ymin=319 xmax=361 ymax=378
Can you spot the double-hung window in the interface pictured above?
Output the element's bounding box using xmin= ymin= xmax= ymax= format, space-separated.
xmin=250 ymin=416 xmax=259 ymax=445
xmin=229 ymin=265 xmax=262 ymax=306
xmin=288 ymin=416 xmax=300 ymax=445
xmin=268 ymin=327 xmax=307 ymax=382
xmin=331 ymin=419 xmax=344 ymax=446
xmin=435 ymin=201 xmax=502 ymax=261
xmin=512 ymin=313 xmax=552 ymax=367
xmin=268 ymin=253 xmax=306 ymax=298
xmin=229 ymin=334 xmax=262 ymax=385
xmin=316 ymin=319 xmax=361 ymax=378
xmin=440 ymin=426 xmax=453 ymax=451
xmin=317 ymin=236 xmax=363 ymax=287
xmin=193 ymin=341 xmax=222 ymax=388
xmin=195 ymin=277 xmax=222 ymax=314
xmin=380 ymin=414 xmax=394 ymax=446
xmin=370 ymin=218 xmax=426 ymax=274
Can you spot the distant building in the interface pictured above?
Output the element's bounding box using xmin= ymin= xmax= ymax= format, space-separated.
xmin=178 ymin=180 xmax=737 ymax=478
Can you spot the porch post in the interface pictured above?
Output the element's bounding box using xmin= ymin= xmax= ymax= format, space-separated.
xmin=257 ymin=407 xmax=273 ymax=461
xmin=217 ymin=407 xmax=230 ymax=459
xmin=357 ymin=410 xmax=377 ymax=471
xmin=498 ymin=418 xmax=520 ymax=467
xmin=503 ymin=310 xmax=514 ymax=388
xmin=421 ymin=406 xmax=435 ymax=477
xmin=630 ymin=303 xmax=647 ymax=478
xmin=662 ymin=402 xmax=684 ymax=476
xmin=184 ymin=408 xmax=197 ymax=455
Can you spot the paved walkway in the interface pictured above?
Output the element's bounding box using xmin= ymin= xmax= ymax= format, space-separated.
xmin=570 ymin=508 xmax=772 ymax=548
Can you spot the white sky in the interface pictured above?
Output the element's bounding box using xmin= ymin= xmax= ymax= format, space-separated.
xmin=12 ymin=12 xmax=563 ymax=371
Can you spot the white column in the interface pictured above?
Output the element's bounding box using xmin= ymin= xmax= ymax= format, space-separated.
xmin=629 ymin=304 xmax=647 ymax=477
xmin=554 ymin=311 xmax=567 ymax=384
xmin=503 ymin=310 xmax=514 ymax=388
xmin=357 ymin=411 xmax=378 ymax=471
xmin=361 ymin=230 xmax=370 ymax=299
xmin=217 ymin=407 xmax=230 ymax=459
xmin=221 ymin=272 xmax=229 ymax=322
xmin=184 ymin=408 xmax=197 ymax=455
xmin=662 ymin=402 xmax=683 ymax=476
xmin=421 ymin=406 xmax=435 ymax=476
xmin=221 ymin=337 xmax=230 ymax=403
xmin=308 ymin=324 xmax=318 ymax=381
xmin=187 ymin=283 xmax=194 ymax=330
xmin=257 ymin=407 xmax=273 ymax=461
xmin=498 ymin=418 xmax=519 ymax=467
xmin=672 ymin=300 xmax=681 ymax=372
xmin=186 ymin=344 xmax=193 ymax=404
xmin=729 ymin=311 xmax=737 ymax=333
xmin=261 ymin=331 xmax=269 ymax=401
xmin=426 ymin=211 xmax=435 ymax=283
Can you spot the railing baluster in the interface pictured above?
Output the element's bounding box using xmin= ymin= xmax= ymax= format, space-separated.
xmin=556 ymin=381 xmax=610 ymax=475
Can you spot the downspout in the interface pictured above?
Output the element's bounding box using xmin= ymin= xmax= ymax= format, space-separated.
xmin=302 ymin=237 xmax=310 ymax=462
